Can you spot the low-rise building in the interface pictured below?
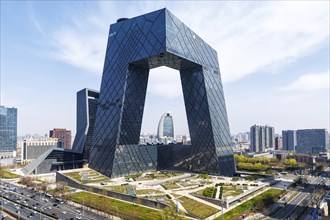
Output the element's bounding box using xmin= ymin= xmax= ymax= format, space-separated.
xmin=20 ymin=138 xmax=63 ymax=164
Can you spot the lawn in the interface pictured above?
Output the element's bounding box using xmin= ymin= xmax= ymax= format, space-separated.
xmin=222 ymin=185 xmax=247 ymax=197
xmin=135 ymin=189 xmax=163 ymax=195
xmin=104 ymin=185 xmax=127 ymax=193
xmin=131 ymin=171 xmax=183 ymax=181
xmin=0 ymin=170 xmax=20 ymax=179
xmin=195 ymin=184 xmax=247 ymax=199
xmin=162 ymin=182 xmax=181 ymax=190
xmin=216 ymin=188 xmax=284 ymax=220
xmin=64 ymin=170 xmax=112 ymax=184
xmin=69 ymin=191 xmax=162 ymax=220
xmin=175 ymin=195 xmax=219 ymax=218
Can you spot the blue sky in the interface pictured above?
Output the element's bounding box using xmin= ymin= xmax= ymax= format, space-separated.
xmin=1 ymin=1 xmax=329 ymax=136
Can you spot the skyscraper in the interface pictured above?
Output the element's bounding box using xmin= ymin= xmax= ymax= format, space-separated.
xmin=89 ymin=8 xmax=236 ymax=178
xmin=296 ymin=129 xmax=328 ymax=154
xmin=250 ymin=125 xmax=275 ymax=152
xmin=72 ymin=88 xmax=99 ymax=160
xmin=0 ymin=106 xmax=17 ymax=153
xmin=282 ymin=130 xmax=297 ymax=152
xmin=49 ymin=128 xmax=71 ymax=149
xmin=157 ymin=112 xmax=175 ymax=143
xmin=265 ymin=125 xmax=275 ymax=148
xmin=250 ymin=125 xmax=264 ymax=152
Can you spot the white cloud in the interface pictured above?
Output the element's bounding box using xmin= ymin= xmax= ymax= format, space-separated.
xmin=39 ymin=1 xmax=329 ymax=86
xmin=175 ymin=1 xmax=329 ymax=82
xmin=282 ymin=71 xmax=329 ymax=91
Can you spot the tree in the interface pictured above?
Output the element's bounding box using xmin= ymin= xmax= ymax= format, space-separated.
xmin=284 ymin=158 xmax=298 ymax=166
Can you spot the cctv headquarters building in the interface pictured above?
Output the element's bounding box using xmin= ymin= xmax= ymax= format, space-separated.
xmin=23 ymin=8 xmax=236 ymax=178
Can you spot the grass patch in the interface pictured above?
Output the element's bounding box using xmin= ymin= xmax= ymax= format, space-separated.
xmin=63 ymin=170 xmax=112 ymax=184
xmin=0 ymin=170 xmax=20 ymax=179
xmin=69 ymin=191 xmax=162 ymax=220
xmin=135 ymin=189 xmax=163 ymax=195
xmin=177 ymin=195 xmax=219 ymax=218
xmin=162 ymin=182 xmax=181 ymax=190
xmin=104 ymin=185 xmax=127 ymax=193
xmin=134 ymin=171 xmax=183 ymax=181
xmin=216 ymin=188 xmax=284 ymax=220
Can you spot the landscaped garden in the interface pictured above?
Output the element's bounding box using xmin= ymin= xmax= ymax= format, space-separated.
xmin=104 ymin=185 xmax=127 ymax=193
xmin=195 ymin=183 xmax=249 ymax=199
xmin=135 ymin=189 xmax=163 ymax=195
xmin=0 ymin=169 xmax=20 ymax=179
xmin=173 ymin=194 xmax=219 ymax=219
xmin=216 ymin=188 xmax=285 ymax=220
xmin=69 ymin=191 xmax=163 ymax=219
xmin=63 ymin=169 xmax=112 ymax=184
xmin=161 ymin=181 xmax=181 ymax=190
xmin=125 ymin=171 xmax=183 ymax=181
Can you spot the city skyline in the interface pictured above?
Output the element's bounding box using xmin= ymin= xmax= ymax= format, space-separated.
xmin=1 ymin=1 xmax=329 ymax=136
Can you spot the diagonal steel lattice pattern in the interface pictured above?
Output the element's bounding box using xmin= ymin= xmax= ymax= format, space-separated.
xmin=89 ymin=8 xmax=236 ymax=177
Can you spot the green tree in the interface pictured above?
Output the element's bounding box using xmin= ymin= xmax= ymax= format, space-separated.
xmin=284 ymin=158 xmax=298 ymax=166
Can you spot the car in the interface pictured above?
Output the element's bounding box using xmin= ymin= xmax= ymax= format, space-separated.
xmin=61 ymin=211 xmax=66 ymax=214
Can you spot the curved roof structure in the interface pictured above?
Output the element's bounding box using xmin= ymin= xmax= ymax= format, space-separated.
xmin=157 ymin=112 xmax=176 ymax=140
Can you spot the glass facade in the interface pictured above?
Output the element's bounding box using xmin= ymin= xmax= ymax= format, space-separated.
xmin=282 ymin=130 xmax=297 ymax=152
xmin=89 ymin=8 xmax=236 ymax=177
xmin=72 ymin=88 xmax=99 ymax=160
xmin=0 ymin=106 xmax=17 ymax=152
xmin=157 ymin=112 xmax=175 ymax=141
xmin=296 ymin=129 xmax=328 ymax=154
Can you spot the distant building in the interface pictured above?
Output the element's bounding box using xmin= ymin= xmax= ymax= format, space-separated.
xmin=0 ymin=106 xmax=17 ymax=156
xmin=250 ymin=125 xmax=263 ymax=152
xmin=292 ymin=154 xmax=315 ymax=165
xmin=296 ymin=129 xmax=328 ymax=154
xmin=49 ymin=128 xmax=71 ymax=149
xmin=275 ymin=136 xmax=282 ymax=150
xmin=282 ymin=130 xmax=297 ymax=152
xmin=157 ymin=112 xmax=175 ymax=144
xmin=20 ymin=138 xmax=63 ymax=164
xmin=250 ymin=125 xmax=275 ymax=152
xmin=275 ymin=151 xmax=288 ymax=162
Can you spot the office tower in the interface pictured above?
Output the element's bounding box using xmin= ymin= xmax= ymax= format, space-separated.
xmin=0 ymin=106 xmax=17 ymax=153
xmin=282 ymin=130 xmax=297 ymax=151
xmin=89 ymin=8 xmax=236 ymax=178
xmin=157 ymin=112 xmax=175 ymax=142
xmin=250 ymin=125 xmax=275 ymax=152
xmin=72 ymin=88 xmax=99 ymax=160
xmin=275 ymin=136 xmax=282 ymax=150
xmin=296 ymin=129 xmax=328 ymax=154
xmin=49 ymin=128 xmax=71 ymax=149
xmin=250 ymin=125 xmax=263 ymax=152
xmin=265 ymin=125 xmax=275 ymax=148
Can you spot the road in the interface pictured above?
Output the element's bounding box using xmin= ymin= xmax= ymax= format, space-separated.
xmin=265 ymin=175 xmax=324 ymax=220
xmin=0 ymin=181 xmax=108 ymax=220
